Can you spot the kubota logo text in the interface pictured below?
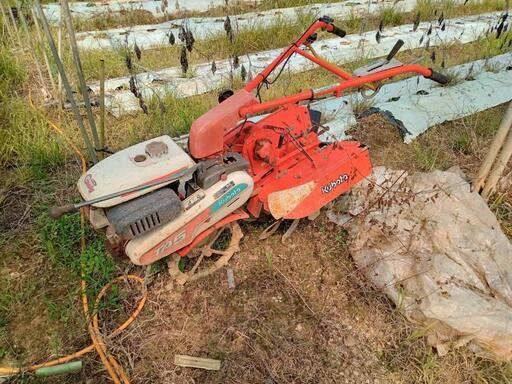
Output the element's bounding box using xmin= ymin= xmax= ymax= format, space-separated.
xmin=321 ymin=174 xmax=348 ymax=194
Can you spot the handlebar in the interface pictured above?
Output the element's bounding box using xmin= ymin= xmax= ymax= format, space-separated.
xmin=427 ymin=69 xmax=450 ymax=85
xmin=241 ymin=17 xmax=450 ymax=118
xmin=319 ymin=16 xmax=347 ymax=37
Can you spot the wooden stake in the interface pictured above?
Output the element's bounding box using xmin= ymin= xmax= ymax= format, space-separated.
xmin=60 ymin=0 xmax=101 ymax=152
xmin=473 ymin=101 xmax=512 ymax=193
xmin=482 ymin=128 xmax=512 ymax=200
xmin=174 ymin=355 xmax=221 ymax=371
xmin=34 ymin=0 xmax=98 ymax=163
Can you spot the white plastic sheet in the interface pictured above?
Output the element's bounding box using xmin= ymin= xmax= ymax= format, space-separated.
xmin=322 ymin=53 xmax=512 ymax=142
xmin=95 ymin=12 xmax=502 ymax=116
xmin=42 ymin=0 xmax=250 ymax=24
xmin=335 ymin=167 xmax=512 ymax=359
xmin=76 ymin=0 xmax=441 ymax=50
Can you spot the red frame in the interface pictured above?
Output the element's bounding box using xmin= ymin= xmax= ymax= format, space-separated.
xmin=240 ymin=20 xmax=434 ymax=118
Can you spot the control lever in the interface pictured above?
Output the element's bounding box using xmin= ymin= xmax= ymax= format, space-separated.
xmin=385 ymin=39 xmax=405 ymax=62
xmin=353 ymin=39 xmax=405 ymax=77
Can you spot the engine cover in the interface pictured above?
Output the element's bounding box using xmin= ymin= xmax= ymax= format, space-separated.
xmin=78 ymin=135 xmax=195 ymax=208
xmin=106 ymin=187 xmax=182 ymax=240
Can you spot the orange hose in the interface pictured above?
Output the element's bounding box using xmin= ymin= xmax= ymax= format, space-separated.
xmin=0 ymin=100 xmax=146 ymax=383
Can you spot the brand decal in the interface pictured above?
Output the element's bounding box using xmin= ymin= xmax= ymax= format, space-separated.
xmin=321 ymin=174 xmax=348 ymax=194
xmin=211 ymin=183 xmax=248 ymax=212
xmin=156 ymin=230 xmax=186 ymax=256
xmin=84 ymin=174 xmax=97 ymax=193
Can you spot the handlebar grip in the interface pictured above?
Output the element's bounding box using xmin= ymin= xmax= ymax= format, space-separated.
xmin=386 ymin=39 xmax=404 ymax=62
xmin=330 ymin=25 xmax=346 ymax=38
xmin=428 ymin=69 xmax=450 ymax=85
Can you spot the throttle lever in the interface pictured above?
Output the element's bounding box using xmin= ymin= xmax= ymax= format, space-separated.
xmin=386 ymin=39 xmax=405 ymax=62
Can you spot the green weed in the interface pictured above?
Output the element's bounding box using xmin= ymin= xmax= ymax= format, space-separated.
xmin=452 ymin=131 xmax=472 ymax=154
xmin=379 ymin=6 xmax=405 ymax=27
xmin=39 ymin=212 xmax=116 ymax=306
xmin=0 ymin=42 xmax=65 ymax=177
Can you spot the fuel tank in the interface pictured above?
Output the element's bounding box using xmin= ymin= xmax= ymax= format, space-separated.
xmin=77 ymin=135 xmax=196 ymax=208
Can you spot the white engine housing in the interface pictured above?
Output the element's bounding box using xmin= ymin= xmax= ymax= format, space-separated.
xmin=77 ymin=135 xmax=195 ymax=208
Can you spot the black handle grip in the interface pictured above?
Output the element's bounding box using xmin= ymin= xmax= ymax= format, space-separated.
xmin=330 ymin=25 xmax=346 ymax=38
xmin=428 ymin=69 xmax=450 ymax=85
xmin=386 ymin=39 xmax=404 ymax=62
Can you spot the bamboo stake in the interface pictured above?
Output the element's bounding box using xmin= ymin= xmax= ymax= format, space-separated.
xmin=99 ymin=59 xmax=106 ymax=160
xmin=482 ymin=128 xmax=512 ymax=200
xmin=473 ymin=101 xmax=512 ymax=193
xmin=60 ymin=0 xmax=101 ymax=152
xmin=15 ymin=0 xmax=47 ymax=91
xmin=34 ymin=0 xmax=98 ymax=163
xmin=31 ymin=7 xmax=58 ymax=96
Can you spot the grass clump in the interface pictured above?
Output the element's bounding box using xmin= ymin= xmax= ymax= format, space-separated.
xmin=39 ymin=212 xmax=116 ymax=300
xmin=0 ymin=42 xmax=65 ymax=178
xmin=379 ymin=6 xmax=406 ymax=27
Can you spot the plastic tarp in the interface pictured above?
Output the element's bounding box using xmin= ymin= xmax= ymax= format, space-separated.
xmin=42 ymin=0 xmax=248 ymax=24
xmin=331 ymin=166 xmax=512 ymax=359
xmin=76 ymin=0 xmax=442 ymax=50
xmin=93 ymin=12 xmax=503 ymax=116
xmin=321 ymin=52 xmax=512 ymax=142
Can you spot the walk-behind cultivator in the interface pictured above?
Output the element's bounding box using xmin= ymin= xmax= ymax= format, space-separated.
xmin=51 ymin=16 xmax=449 ymax=282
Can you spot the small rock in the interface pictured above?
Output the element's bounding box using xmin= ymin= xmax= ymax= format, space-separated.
xmin=344 ymin=335 xmax=357 ymax=347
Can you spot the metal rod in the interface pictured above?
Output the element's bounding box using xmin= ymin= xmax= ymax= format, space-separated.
xmin=49 ymin=166 xmax=196 ymax=219
xmin=15 ymin=0 xmax=46 ymax=90
xmin=473 ymin=101 xmax=512 ymax=193
xmin=31 ymin=7 xmax=58 ymax=96
xmin=99 ymin=59 xmax=106 ymax=160
xmin=34 ymin=0 xmax=98 ymax=163
xmin=60 ymin=0 xmax=101 ymax=151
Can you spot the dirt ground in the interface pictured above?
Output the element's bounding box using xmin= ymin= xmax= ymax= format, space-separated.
xmin=2 ymin=106 xmax=512 ymax=384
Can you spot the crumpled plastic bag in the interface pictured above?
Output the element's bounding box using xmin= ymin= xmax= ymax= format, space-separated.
xmin=333 ymin=166 xmax=512 ymax=359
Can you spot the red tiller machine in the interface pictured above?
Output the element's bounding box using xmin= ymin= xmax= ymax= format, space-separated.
xmin=52 ymin=17 xmax=449 ymax=273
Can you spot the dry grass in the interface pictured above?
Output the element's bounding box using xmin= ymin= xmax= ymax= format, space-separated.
xmin=1 ymin=4 xmax=512 ymax=384
xmin=70 ymin=0 xmax=349 ymax=32
xmin=75 ymin=0 xmax=508 ymax=81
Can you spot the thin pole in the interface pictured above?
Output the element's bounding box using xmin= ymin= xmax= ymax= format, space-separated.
xmin=481 ymin=119 xmax=512 ymax=200
xmin=99 ymin=59 xmax=106 ymax=160
xmin=15 ymin=0 xmax=47 ymax=90
xmin=0 ymin=2 xmax=15 ymax=43
xmin=58 ymin=5 xmax=63 ymax=107
xmin=7 ymin=5 xmax=22 ymax=47
xmin=60 ymin=0 xmax=101 ymax=152
xmin=32 ymin=7 xmax=58 ymax=96
xmin=473 ymin=101 xmax=512 ymax=193
xmin=34 ymin=0 xmax=98 ymax=163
